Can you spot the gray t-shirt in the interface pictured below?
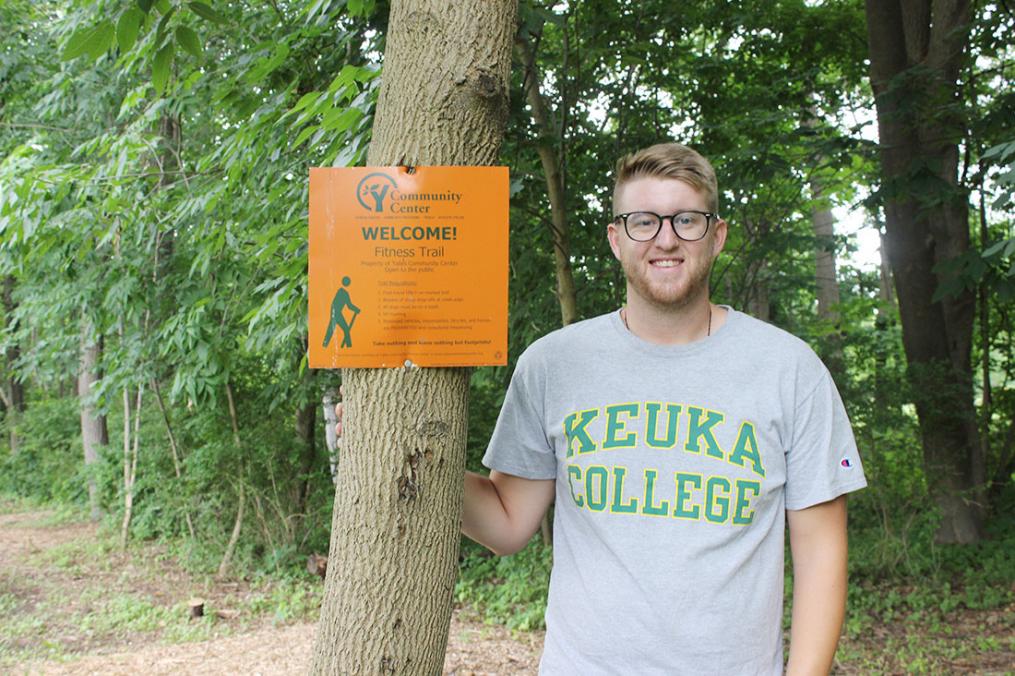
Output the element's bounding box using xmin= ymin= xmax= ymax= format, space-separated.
xmin=483 ymin=308 xmax=867 ymax=675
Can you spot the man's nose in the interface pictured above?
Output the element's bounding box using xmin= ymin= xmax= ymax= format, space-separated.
xmin=654 ymin=217 xmax=682 ymax=248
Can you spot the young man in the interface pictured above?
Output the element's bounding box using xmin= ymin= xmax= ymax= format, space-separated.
xmin=462 ymin=143 xmax=867 ymax=674
xmin=339 ymin=143 xmax=866 ymax=674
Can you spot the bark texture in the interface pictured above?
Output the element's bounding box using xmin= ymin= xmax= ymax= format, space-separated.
xmin=2 ymin=275 xmax=25 ymax=454
xmin=310 ymin=1 xmax=516 ymax=673
xmin=517 ymin=37 xmax=578 ymax=327
xmin=865 ymin=0 xmax=983 ymax=542
xmin=810 ymin=174 xmax=844 ymax=383
xmin=78 ymin=318 xmax=108 ymax=521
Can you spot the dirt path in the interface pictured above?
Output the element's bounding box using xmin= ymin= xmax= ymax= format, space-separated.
xmin=0 ymin=507 xmax=543 ymax=674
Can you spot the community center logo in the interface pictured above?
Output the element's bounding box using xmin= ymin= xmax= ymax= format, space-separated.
xmin=356 ymin=172 xmax=399 ymax=213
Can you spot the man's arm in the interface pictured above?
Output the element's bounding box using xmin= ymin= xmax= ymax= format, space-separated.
xmin=462 ymin=470 xmax=555 ymax=556
xmin=785 ymin=494 xmax=848 ymax=676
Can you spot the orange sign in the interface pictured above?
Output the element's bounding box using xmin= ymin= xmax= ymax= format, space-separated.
xmin=308 ymin=166 xmax=509 ymax=368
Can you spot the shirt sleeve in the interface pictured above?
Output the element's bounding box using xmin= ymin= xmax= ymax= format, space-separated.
xmin=482 ymin=350 xmax=558 ymax=480
xmin=784 ymin=369 xmax=867 ymax=510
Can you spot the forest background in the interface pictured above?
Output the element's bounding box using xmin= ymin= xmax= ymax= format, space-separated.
xmin=1 ymin=0 xmax=1014 ymax=671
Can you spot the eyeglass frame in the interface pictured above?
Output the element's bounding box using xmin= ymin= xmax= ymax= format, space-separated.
xmin=613 ymin=210 xmax=720 ymax=242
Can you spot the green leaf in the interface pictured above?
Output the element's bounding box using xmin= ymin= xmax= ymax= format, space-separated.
xmin=152 ymin=42 xmax=174 ymax=95
xmin=155 ymin=0 xmax=172 ymax=13
xmin=116 ymin=8 xmax=145 ymax=53
xmin=291 ymin=91 xmax=320 ymax=113
xmin=155 ymin=7 xmax=177 ymax=42
xmin=188 ymin=1 xmax=227 ymax=24
xmin=292 ymin=125 xmax=317 ymax=149
xmin=62 ymin=25 xmax=96 ymax=60
xmin=175 ymin=26 xmax=203 ymax=59
xmin=62 ymin=21 xmax=115 ymax=62
xmin=982 ymin=239 xmax=1013 ymax=258
xmin=138 ymin=0 xmax=155 ymax=13
xmin=87 ymin=21 xmax=115 ymax=60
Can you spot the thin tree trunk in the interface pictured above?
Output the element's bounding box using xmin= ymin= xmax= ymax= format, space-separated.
xmin=295 ymin=364 xmax=317 ymax=521
xmin=120 ymin=384 xmax=143 ymax=549
xmin=810 ymin=172 xmax=845 ymax=383
xmin=878 ymin=227 xmax=894 ymax=305
xmin=517 ymin=37 xmax=578 ymax=327
xmin=310 ymin=1 xmax=516 ymax=672
xmin=79 ymin=317 xmax=109 ymax=521
xmin=974 ymin=185 xmax=990 ymax=494
xmin=3 ymin=275 xmax=25 ymax=454
xmin=218 ymin=381 xmax=245 ymax=579
xmin=152 ymin=378 xmax=195 ymax=539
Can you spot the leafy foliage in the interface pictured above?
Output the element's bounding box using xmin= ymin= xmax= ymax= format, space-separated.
xmin=0 ymin=1 xmax=1013 ymax=664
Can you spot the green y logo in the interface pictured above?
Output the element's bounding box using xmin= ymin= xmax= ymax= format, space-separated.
xmin=356 ymin=172 xmax=398 ymax=212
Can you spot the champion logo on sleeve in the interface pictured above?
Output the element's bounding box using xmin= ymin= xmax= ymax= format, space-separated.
xmin=840 ymin=457 xmax=853 ymax=469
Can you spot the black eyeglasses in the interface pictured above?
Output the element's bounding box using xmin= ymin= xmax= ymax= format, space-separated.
xmin=614 ymin=211 xmax=719 ymax=242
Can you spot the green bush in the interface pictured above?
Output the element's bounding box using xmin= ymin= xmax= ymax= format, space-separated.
xmin=0 ymin=396 xmax=86 ymax=504
xmin=456 ymin=537 xmax=552 ymax=631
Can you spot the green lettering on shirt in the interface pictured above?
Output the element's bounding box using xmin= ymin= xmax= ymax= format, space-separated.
xmin=673 ymin=472 xmax=702 ymax=520
xmin=563 ymin=409 xmax=599 ymax=458
xmin=602 ymin=403 xmax=639 ymax=449
xmin=645 ymin=403 xmax=681 ymax=448
xmin=684 ymin=406 xmax=725 ymax=459
xmin=729 ymin=421 xmax=765 ymax=477
xmin=704 ymin=476 xmax=732 ymax=524
xmin=733 ymin=479 xmax=761 ymax=525
xmin=610 ymin=466 xmax=639 ymax=514
xmin=585 ymin=466 xmax=609 ymax=512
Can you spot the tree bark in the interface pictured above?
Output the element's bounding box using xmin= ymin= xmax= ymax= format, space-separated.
xmin=120 ymin=384 xmax=143 ymax=549
xmin=810 ymin=173 xmax=845 ymax=383
xmin=517 ymin=36 xmax=579 ymax=327
xmin=218 ymin=380 xmax=245 ymax=579
xmin=310 ymin=1 xmax=516 ymax=673
xmin=295 ymin=362 xmax=317 ymax=520
xmin=865 ymin=0 xmax=983 ymax=542
xmin=2 ymin=275 xmax=25 ymax=454
xmin=78 ymin=317 xmax=109 ymax=521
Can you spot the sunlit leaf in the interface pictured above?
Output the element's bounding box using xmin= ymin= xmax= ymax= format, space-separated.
xmin=152 ymin=41 xmax=174 ymax=95
xmin=116 ymin=8 xmax=145 ymax=53
xmin=176 ymin=25 xmax=203 ymax=59
xmin=188 ymin=1 xmax=227 ymax=24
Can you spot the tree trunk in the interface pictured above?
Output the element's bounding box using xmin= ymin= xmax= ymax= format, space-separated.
xmin=865 ymin=0 xmax=983 ymax=542
xmin=295 ymin=363 xmax=317 ymax=520
xmin=310 ymin=1 xmax=516 ymax=673
xmin=218 ymin=381 xmax=245 ymax=579
xmin=151 ymin=378 xmax=195 ymax=539
xmin=810 ymin=172 xmax=845 ymax=383
xmin=120 ymin=384 xmax=143 ymax=549
xmin=2 ymin=275 xmax=25 ymax=454
xmin=517 ymin=36 xmax=579 ymax=327
xmin=78 ymin=317 xmax=109 ymax=521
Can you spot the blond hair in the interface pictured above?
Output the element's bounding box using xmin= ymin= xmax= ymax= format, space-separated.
xmin=613 ymin=143 xmax=719 ymax=214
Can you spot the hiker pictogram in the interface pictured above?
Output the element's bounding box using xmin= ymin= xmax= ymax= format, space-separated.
xmin=323 ymin=276 xmax=361 ymax=348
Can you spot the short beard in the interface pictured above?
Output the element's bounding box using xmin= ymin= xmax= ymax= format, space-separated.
xmin=625 ymin=259 xmax=714 ymax=312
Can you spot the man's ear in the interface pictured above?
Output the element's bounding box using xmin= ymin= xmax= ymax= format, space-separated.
xmin=607 ymin=221 xmax=622 ymax=260
xmin=711 ymin=218 xmax=728 ymax=258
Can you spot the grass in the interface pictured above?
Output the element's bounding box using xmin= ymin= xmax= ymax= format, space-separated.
xmin=0 ymin=501 xmax=321 ymax=670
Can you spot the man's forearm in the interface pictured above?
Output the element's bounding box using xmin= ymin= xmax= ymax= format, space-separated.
xmin=786 ymin=496 xmax=848 ymax=675
xmin=462 ymin=471 xmax=515 ymax=555
xmin=461 ymin=470 xmax=555 ymax=557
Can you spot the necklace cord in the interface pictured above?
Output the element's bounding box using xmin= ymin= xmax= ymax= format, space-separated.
xmin=621 ymin=305 xmax=713 ymax=337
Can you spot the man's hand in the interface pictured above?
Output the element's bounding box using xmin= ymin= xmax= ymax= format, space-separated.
xmin=785 ymin=495 xmax=848 ymax=676
xmin=332 ymin=386 xmax=554 ymax=557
